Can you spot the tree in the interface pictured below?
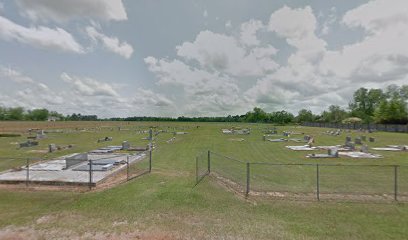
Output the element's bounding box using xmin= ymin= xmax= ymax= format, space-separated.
xmin=26 ymin=108 xmax=49 ymax=121
xmin=320 ymin=105 xmax=348 ymax=123
xmin=349 ymin=87 xmax=386 ymax=123
xmin=296 ymin=109 xmax=315 ymax=123
xmin=8 ymin=107 xmax=24 ymax=120
xmin=245 ymin=107 xmax=268 ymax=122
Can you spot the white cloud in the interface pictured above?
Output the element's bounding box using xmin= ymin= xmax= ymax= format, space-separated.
xmin=86 ymin=26 xmax=133 ymax=59
xmin=144 ymin=56 xmax=246 ymax=116
xmin=61 ymin=72 xmax=119 ymax=97
xmin=268 ymin=5 xmax=326 ymax=62
xmin=225 ymin=20 xmax=232 ymax=28
xmin=0 ymin=66 xmax=64 ymax=108
xmin=0 ymin=15 xmax=84 ymax=53
xmin=240 ymin=19 xmax=263 ymax=46
xmin=320 ymin=7 xmax=337 ymax=35
xmin=320 ymin=0 xmax=408 ymax=83
xmin=0 ymin=66 xmax=34 ymax=84
xmin=343 ymin=0 xmax=408 ymax=34
xmin=15 ymin=0 xmax=127 ymax=23
xmin=176 ymin=30 xmax=278 ymax=77
xmin=133 ymin=88 xmax=173 ymax=107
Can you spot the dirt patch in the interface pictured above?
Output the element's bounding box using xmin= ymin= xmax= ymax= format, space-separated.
xmin=0 ymin=226 xmax=180 ymax=240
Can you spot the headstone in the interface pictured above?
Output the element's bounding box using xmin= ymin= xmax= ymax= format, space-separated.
xmin=328 ymin=147 xmax=339 ymax=157
xmin=263 ymin=135 xmax=266 ymax=141
xmin=369 ymin=137 xmax=375 ymax=142
xmin=361 ymin=135 xmax=366 ymax=141
xmin=355 ymin=137 xmax=362 ymax=145
xmin=346 ymin=136 xmax=351 ymax=142
xmin=361 ymin=144 xmax=369 ymax=153
xmin=345 ymin=141 xmax=355 ymax=150
xmin=122 ymin=141 xmax=130 ymax=150
xmin=303 ymin=135 xmax=311 ymax=141
xmin=48 ymin=144 xmax=57 ymax=153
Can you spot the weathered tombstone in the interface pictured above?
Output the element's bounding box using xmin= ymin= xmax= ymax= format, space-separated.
xmin=328 ymin=147 xmax=339 ymax=157
xmin=346 ymin=136 xmax=352 ymax=142
xmin=361 ymin=144 xmax=369 ymax=153
xmin=263 ymin=135 xmax=266 ymax=141
xmin=369 ymin=137 xmax=375 ymax=142
xmin=303 ymin=135 xmax=311 ymax=141
xmin=361 ymin=135 xmax=366 ymax=141
xmin=122 ymin=141 xmax=130 ymax=150
xmin=345 ymin=141 xmax=355 ymax=150
xmin=48 ymin=144 xmax=57 ymax=153
xmin=355 ymin=137 xmax=362 ymax=145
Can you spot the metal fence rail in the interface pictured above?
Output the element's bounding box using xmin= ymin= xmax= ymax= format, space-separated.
xmin=302 ymin=122 xmax=408 ymax=133
xmin=0 ymin=150 xmax=152 ymax=190
xmin=196 ymin=151 xmax=408 ymax=202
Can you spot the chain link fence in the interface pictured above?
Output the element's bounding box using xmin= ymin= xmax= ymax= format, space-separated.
xmin=196 ymin=151 xmax=408 ymax=202
xmin=0 ymin=150 xmax=152 ymax=190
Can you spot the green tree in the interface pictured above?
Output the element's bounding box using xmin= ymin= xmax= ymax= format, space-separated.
xmin=320 ymin=105 xmax=348 ymax=123
xmin=296 ymin=109 xmax=315 ymax=123
xmin=8 ymin=107 xmax=24 ymax=120
xmin=349 ymin=87 xmax=385 ymax=122
xmin=26 ymin=108 xmax=49 ymax=121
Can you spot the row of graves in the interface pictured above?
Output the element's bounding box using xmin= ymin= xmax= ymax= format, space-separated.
xmin=0 ymin=140 xmax=149 ymax=186
xmin=263 ymin=129 xmax=308 ymax=143
xmin=222 ymin=127 xmax=251 ymax=135
xmin=285 ymin=135 xmax=407 ymax=159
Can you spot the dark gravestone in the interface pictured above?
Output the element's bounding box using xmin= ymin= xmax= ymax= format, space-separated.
xmin=346 ymin=136 xmax=352 ymax=142
xmin=369 ymin=137 xmax=375 ymax=142
xmin=361 ymin=135 xmax=366 ymax=141
xmin=355 ymin=137 xmax=362 ymax=145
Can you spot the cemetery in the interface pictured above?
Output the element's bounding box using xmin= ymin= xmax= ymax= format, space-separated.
xmin=0 ymin=121 xmax=407 ymax=239
xmin=0 ymin=150 xmax=147 ymax=186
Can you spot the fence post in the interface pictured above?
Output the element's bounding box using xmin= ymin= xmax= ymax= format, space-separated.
xmin=316 ymin=164 xmax=320 ymax=201
xmin=149 ymin=148 xmax=152 ymax=173
xmin=207 ymin=150 xmax=211 ymax=174
xmin=88 ymin=160 xmax=93 ymax=190
xmin=394 ymin=165 xmax=398 ymax=201
xmin=196 ymin=156 xmax=199 ymax=183
xmin=246 ymin=162 xmax=250 ymax=197
xmin=126 ymin=155 xmax=129 ymax=181
xmin=26 ymin=158 xmax=29 ymax=187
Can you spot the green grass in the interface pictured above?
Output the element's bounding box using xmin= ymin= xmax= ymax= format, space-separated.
xmin=0 ymin=121 xmax=407 ymax=239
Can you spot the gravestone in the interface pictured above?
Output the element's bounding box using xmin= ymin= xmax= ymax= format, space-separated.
xmin=328 ymin=147 xmax=339 ymax=157
xmin=346 ymin=136 xmax=352 ymax=142
xmin=369 ymin=137 xmax=375 ymax=142
xmin=361 ymin=135 xmax=366 ymax=141
xmin=355 ymin=137 xmax=362 ymax=145
xmin=361 ymin=144 xmax=369 ymax=153
xmin=122 ymin=141 xmax=130 ymax=150
xmin=304 ymin=135 xmax=311 ymax=141
xmin=263 ymin=135 xmax=266 ymax=141
xmin=48 ymin=144 xmax=57 ymax=153
xmin=345 ymin=141 xmax=355 ymax=150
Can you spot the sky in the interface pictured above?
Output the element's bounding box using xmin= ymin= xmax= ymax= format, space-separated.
xmin=0 ymin=0 xmax=407 ymax=118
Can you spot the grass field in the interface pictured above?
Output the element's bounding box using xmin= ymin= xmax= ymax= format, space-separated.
xmin=0 ymin=121 xmax=408 ymax=239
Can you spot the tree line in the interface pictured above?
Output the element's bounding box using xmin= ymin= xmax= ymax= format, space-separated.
xmin=1 ymin=84 xmax=407 ymax=124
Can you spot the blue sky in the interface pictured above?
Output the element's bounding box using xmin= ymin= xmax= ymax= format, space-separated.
xmin=0 ymin=0 xmax=407 ymax=117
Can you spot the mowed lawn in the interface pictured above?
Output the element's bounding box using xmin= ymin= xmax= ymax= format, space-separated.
xmin=0 ymin=121 xmax=407 ymax=239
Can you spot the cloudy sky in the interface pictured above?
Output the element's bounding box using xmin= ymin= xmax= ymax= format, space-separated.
xmin=0 ymin=0 xmax=407 ymax=118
